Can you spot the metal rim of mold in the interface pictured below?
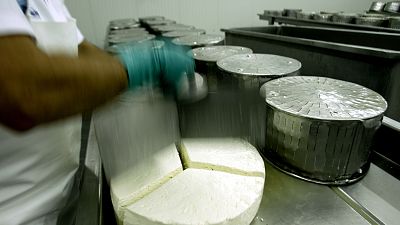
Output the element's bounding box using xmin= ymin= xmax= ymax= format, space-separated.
xmin=262 ymin=151 xmax=370 ymax=185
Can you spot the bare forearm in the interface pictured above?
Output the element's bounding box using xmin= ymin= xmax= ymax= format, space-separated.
xmin=0 ymin=35 xmax=128 ymax=130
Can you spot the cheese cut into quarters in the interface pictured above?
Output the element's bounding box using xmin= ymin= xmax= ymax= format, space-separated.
xmin=124 ymin=168 xmax=265 ymax=225
xmin=180 ymin=138 xmax=265 ymax=178
xmin=110 ymin=144 xmax=183 ymax=223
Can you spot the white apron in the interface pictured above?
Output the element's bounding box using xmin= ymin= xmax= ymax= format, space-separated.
xmin=0 ymin=1 xmax=81 ymax=225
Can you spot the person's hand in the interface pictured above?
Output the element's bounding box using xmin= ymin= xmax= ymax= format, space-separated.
xmin=117 ymin=40 xmax=194 ymax=92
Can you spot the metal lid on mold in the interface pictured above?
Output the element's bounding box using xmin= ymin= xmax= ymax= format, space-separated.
xmin=369 ymin=1 xmax=386 ymax=12
xmin=109 ymin=27 xmax=146 ymax=35
xmin=146 ymin=19 xmax=176 ymax=26
xmin=108 ymin=34 xmax=155 ymax=45
xmin=139 ymin=16 xmax=165 ymax=22
xmin=172 ymin=34 xmax=224 ymax=47
xmin=217 ymin=54 xmax=301 ymax=77
xmin=107 ymin=40 xmax=164 ymax=54
xmin=162 ymin=29 xmax=206 ymax=38
xmin=110 ymin=18 xmax=137 ymax=25
xmin=109 ymin=22 xmax=140 ymax=30
xmin=152 ymin=24 xmax=195 ymax=32
xmin=260 ymin=76 xmax=387 ymax=121
xmin=191 ymin=46 xmax=253 ymax=62
xmin=108 ymin=31 xmax=149 ymax=39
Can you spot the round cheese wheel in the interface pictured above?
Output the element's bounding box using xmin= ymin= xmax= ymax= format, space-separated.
xmin=111 ymin=138 xmax=265 ymax=225
xmin=125 ymin=168 xmax=264 ymax=225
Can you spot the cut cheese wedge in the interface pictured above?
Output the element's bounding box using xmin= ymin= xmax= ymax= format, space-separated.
xmin=180 ymin=138 xmax=265 ymax=178
xmin=124 ymin=168 xmax=265 ymax=225
xmin=110 ymin=144 xmax=183 ymax=223
xmin=113 ymin=138 xmax=266 ymax=225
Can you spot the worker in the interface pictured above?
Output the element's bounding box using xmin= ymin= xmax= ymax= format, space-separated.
xmin=0 ymin=0 xmax=194 ymax=225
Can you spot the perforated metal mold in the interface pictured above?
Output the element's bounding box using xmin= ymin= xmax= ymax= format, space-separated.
xmin=172 ymin=34 xmax=224 ymax=47
xmin=191 ymin=46 xmax=253 ymax=63
xmin=217 ymin=54 xmax=301 ymax=77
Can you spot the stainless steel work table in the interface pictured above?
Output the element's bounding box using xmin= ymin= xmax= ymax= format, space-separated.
xmin=77 ymin=117 xmax=400 ymax=225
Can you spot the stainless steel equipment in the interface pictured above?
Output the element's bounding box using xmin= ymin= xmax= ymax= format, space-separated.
xmin=384 ymin=1 xmax=400 ymax=13
xmin=106 ymin=40 xmax=164 ymax=55
xmin=261 ymin=76 xmax=387 ymax=185
xmin=222 ymin=25 xmax=400 ymax=122
xmin=389 ymin=16 xmax=400 ymax=28
xmin=107 ymin=34 xmax=155 ymax=46
xmin=109 ymin=27 xmax=146 ymax=35
xmin=370 ymin=1 xmax=386 ymax=12
xmin=331 ymin=13 xmax=357 ymax=24
xmin=172 ymin=34 xmax=225 ymax=48
xmin=146 ymin=19 xmax=176 ymax=26
xmin=355 ymin=16 xmax=388 ymax=27
xmin=152 ymin=24 xmax=195 ymax=33
xmin=313 ymin=13 xmax=333 ymax=22
xmin=139 ymin=16 xmax=165 ymax=23
xmin=178 ymin=46 xmax=253 ymax=139
xmin=283 ymin=9 xmax=302 ymax=18
xmin=213 ymin=54 xmax=301 ymax=149
xmin=162 ymin=29 xmax=206 ymax=38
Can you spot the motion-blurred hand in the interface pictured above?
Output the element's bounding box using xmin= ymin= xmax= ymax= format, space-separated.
xmin=117 ymin=40 xmax=194 ymax=92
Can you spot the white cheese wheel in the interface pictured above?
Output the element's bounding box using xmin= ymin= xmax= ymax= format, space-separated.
xmin=124 ymin=168 xmax=264 ymax=225
xmin=181 ymin=138 xmax=265 ymax=177
xmin=115 ymin=138 xmax=265 ymax=225
xmin=111 ymin=144 xmax=183 ymax=223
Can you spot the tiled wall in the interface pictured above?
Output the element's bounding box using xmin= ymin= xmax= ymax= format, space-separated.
xmin=65 ymin=0 xmax=372 ymax=47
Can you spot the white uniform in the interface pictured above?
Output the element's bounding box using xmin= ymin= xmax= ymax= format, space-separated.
xmin=0 ymin=1 xmax=84 ymax=225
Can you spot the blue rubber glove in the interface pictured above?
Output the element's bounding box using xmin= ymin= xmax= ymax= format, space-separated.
xmin=117 ymin=41 xmax=194 ymax=92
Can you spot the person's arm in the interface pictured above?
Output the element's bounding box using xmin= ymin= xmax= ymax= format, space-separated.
xmin=0 ymin=35 xmax=128 ymax=131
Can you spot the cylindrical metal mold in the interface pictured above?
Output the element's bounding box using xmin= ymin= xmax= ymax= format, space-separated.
xmin=109 ymin=27 xmax=146 ymax=35
xmin=192 ymin=46 xmax=253 ymax=81
xmin=162 ymin=29 xmax=206 ymax=38
xmin=261 ymin=76 xmax=387 ymax=185
xmin=313 ymin=13 xmax=333 ymax=22
xmin=264 ymin=10 xmax=282 ymax=17
xmin=172 ymin=34 xmax=225 ymax=48
xmin=152 ymin=24 xmax=195 ymax=33
xmin=296 ymin=12 xmax=316 ymax=20
xmin=355 ymin=16 xmax=388 ymax=27
xmin=214 ymin=54 xmax=301 ymax=149
xmin=110 ymin=18 xmax=137 ymax=25
xmin=178 ymin=46 xmax=254 ymax=139
xmin=107 ymin=34 xmax=155 ymax=46
xmin=146 ymin=19 xmax=176 ymax=26
xmin=108 ymin=21 xmax=140 ymax=31
xmin=369 ymin=1 xmax=386 ymax=12
xmin=283 ymin=9 xmax=302 ymax=18
xmin=106 ymin=39 xmax=163 ymax=55
xmin=107 ymin=31 xmax=150 ymax=40
xmin=331 ymin=13 xmax=357 ymax=24
xmin=389 ymin=17 xmax=400 ymax=29
xmin=384 ymin=1 xmax=400 ymax=13
xmin=139 ymin=16 xmax=165 ymax=23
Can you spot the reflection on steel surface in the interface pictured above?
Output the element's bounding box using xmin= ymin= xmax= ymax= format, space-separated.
xmin=172 ymin=34 xmax=225 ymax=47
xmin=217 ymin=54 xmax=302 ymax=77
xmin=261 ymin=76 xmax=387 ymax=184
xmin=261 ymin=76 xmax=387 ymax=120
xmin=162 ymin=29 xmax=206 ymax=38
xmin=191 ymin=45 xmax=253 ymax=62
